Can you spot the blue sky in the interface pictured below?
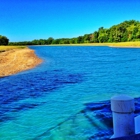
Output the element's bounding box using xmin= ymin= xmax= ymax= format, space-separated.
xmin=0 ymin=0 xmax=140 ymax=42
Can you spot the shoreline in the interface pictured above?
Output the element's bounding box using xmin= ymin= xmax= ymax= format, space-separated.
xmin=0 ymin=48 xmax=42 ymax=77
xmin=0 ymin=42 xmax=139 ymax=77
xmin=33 ymin=42 xmax=140 ymax=48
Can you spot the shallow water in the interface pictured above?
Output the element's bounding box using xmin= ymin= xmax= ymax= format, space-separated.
xmin=0 ymin=46 xmax=140 ymax=139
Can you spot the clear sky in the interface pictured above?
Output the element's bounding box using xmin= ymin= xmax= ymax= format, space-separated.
xmin=0 ymin=0 xmax=140 ymax=42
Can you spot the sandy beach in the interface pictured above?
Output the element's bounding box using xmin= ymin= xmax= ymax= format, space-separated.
xmin=0 ymin=48 xmax=42 ymax=77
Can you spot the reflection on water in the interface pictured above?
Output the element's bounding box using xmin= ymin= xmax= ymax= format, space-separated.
xmin=0 ymin=46 xmax=140 ymax=139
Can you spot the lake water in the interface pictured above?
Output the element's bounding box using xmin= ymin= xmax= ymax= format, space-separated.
xmin=0 ymin=46 xmax=140 ymax=139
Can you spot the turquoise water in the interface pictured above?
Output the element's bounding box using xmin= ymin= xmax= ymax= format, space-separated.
xmin=0 ymin=46 xmax=140 ymax=139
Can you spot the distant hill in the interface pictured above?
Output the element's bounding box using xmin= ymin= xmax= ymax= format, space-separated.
xmin=9 ymin=20 xmax=140 ymax=45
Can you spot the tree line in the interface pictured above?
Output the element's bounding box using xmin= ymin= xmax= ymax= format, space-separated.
xmin=2 ymin=20 xmax=140 ymax=46
xmin=0 ymin=35 xmax=9 ymax=45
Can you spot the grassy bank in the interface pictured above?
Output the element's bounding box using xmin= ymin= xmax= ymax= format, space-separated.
xmin=0 ymin=46 xmax=26 ymax=52
xmin=92 ymin=42 xmax=140 ymax=47
xmin=50 ymin=42 xmax=140 ymax=48
xmin=2 ymin=42 xmax=140 ymax=49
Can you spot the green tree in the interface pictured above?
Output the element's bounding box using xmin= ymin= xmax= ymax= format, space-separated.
xmin=92 ymin=31 xmax=99 ymax=43
xmin=7 ymin=20 xmax=140 ymax=45
xmin=0 ymin=35 xmax=9 ymax=45
xmin=77 ymin=36 xmax=84 ymax=43
xmin=70 ymin=38 xmax=76 ymax=44
xmin=52 ymin=39 xmax=60 ymax=44
xmin=98 ymin=33 xmax=108 ymax=43
xmin=47 ymin=37 xmax=54 ymax=44
xmin=97 ymin=28 xmax=108 ymax=43
xmin=83 ymin=34 xmax=90 ymax=43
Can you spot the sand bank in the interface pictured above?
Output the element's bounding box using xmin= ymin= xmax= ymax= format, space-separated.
xmin=0 ymin=48 xmax=42 ymax=77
